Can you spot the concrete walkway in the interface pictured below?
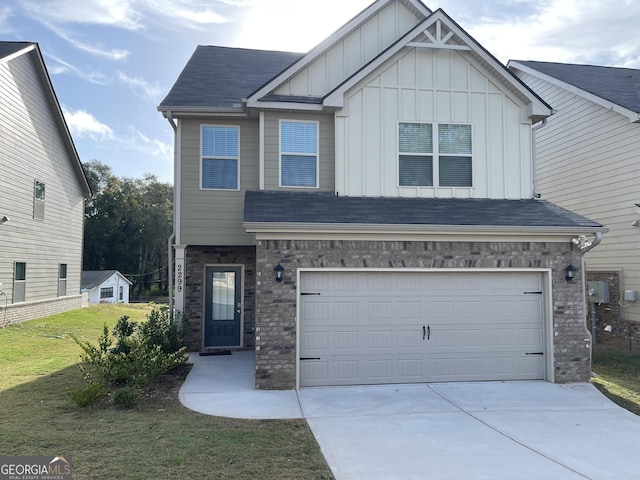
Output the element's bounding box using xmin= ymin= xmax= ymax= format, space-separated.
xmin=180 ymin=352 xmax=640 ymax=480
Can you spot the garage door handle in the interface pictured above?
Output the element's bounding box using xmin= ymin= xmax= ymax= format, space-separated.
xmin=423 ymin=325 xmax=430 ymax=340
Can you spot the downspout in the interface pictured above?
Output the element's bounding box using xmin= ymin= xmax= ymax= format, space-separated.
xmin=531 ymin=118 xmax=548 ymax=199
xmin=578 ymin=232 xmax=604 ymax=362
xmin=165 ymin=111 xmax=178 ymax=317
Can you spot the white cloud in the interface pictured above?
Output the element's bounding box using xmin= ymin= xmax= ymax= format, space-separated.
xmin=46 ymin=53 xmax=108 ymax=84
xmin=63 ymin=108 xmax=113 ymax=140
xmin=235 ymin=0 xmax=372 ymax=51
xmin=19 ymin=0 xmax=142 ymax=30
xmin=135 ymin=130 xmax=173 ymax=159
xmin=0 ymin=5 xmax=13 ymax=33
xmin=143 ymin=0 xmax=228 ymax=26
xmin=117 ymin=71 xmax=162 ymax=100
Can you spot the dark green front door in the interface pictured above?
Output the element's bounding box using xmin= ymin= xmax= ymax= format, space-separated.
xmin=204 ymin=266 xmax=242 ymax=348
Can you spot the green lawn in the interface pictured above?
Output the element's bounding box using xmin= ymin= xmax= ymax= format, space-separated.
xmin=591 ymin=345 xmax=640 ymax=416
xmin=0 ymin=305 xmax=333 ymax=480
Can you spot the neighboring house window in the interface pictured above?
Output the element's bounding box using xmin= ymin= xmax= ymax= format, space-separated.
xmin=398 ymin=123 xmax=472 ymax=187
xmin=34 ymin=180 xmax=45 ymax=220
xmin=280 ymin=120 xmax=318 ymax=188
xmin=201 ymin=125 xmax=239 ymax=190
xmin=119 ymin=285 xmax=124 ymax=302
xmin=14 ymin=262 xmax=26 ymax=303
xmin=100 ymin=287 xmax=113 ymax=299
xmin=58 ymin=264 xmax=67 ymax=297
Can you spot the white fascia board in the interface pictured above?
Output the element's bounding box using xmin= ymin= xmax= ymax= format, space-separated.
xmin=428 ymin=11 xmax=552 ymax=119
xmin=251 ymin=101 xmax=325 ymax=112
xmin=508 ymin=61 xmax=640 ymax=123
xmin=158 ymin=106 xmax=247 ymax=117
xmin=244 ymin=221 xmax=608 ymax=237
xmin=246 ymin=0 xmax=432 ymax=108
xmin=324 ymin=10 xmax=552 ymax=119
xmin=246 ymin=1 xmax=386 ymax=107
xmin=0 ymin=43 xmax=36 ymax=64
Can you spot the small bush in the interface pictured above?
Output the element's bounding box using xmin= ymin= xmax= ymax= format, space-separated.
xmin=113 ymin=386 xmax=140 ymax=409
xmin=68 ymin=382 xmax=105 ymax=407
xmin=72 ymin=308 xmax=188 ymax=405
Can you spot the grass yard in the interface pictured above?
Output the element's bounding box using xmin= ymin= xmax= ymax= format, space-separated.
xmin=0 ymin=304 xmax=333 ymax=480
xmin=591 ymin=345 xmax=640 ymax=416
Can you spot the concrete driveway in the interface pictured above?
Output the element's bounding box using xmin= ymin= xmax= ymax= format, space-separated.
xmin=180 ymin=352 xmax=640 ymax=480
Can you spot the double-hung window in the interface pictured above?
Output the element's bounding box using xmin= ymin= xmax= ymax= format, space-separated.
xmin=399 ymin=122 xmax=472 ymax=187
xmin=280 ymin=120 xmax=318 ymax=188
xmin=201 ymin=126 xmax=239 ymax=190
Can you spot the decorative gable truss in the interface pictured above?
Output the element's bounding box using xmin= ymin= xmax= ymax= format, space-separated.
xmin=246 ymin=8 xmax=551 ymax=124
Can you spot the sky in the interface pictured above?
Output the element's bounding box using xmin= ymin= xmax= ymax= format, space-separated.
xmin=2 ymin=0 xmax=640 ymax=184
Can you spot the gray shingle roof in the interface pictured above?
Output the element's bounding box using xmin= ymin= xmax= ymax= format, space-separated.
xmin=81 ymin=270 xmax=126 ymax=290
xmin=515 ymin=60 xmax=640 ymax=114
xmin=159 ymin=46 xmax=304 ymax=109
xmin=243 ymin=190 xmax=603 ymax=229
xmin=0 ymin=41 xmax=34 ymax=60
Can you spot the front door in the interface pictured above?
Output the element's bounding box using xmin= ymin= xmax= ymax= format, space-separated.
xmin=204 ymin=266 xmax=242 ymax=348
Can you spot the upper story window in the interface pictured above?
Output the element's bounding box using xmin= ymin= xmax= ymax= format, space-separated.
xmin=398 ymin=123 xmax=472 ymax=188
xmin=34 ymin=180 xmax=45 ymax=220
xmin=201 ymin=126 xmax=239 ymax=190
xmin=280 ymin=120 xmax=318 ymax=188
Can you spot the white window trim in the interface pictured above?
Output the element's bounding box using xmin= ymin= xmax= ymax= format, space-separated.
xmin=200 ymin=124 xmax=241 ymax=191
xmin=13 ymin=261 xmax=26 ymax=303
xmin=397 ymin=121 xmax=474 ymax=189
xmin=279 ymin=119 xmax=319 ymax=189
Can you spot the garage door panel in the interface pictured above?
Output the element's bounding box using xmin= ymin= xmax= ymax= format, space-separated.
xmin=300 ymin=271 xmax=545 ymax=387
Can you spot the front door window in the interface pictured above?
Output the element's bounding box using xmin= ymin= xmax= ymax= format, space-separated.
xmin=204 ymin=266 xmax=242 ymax=348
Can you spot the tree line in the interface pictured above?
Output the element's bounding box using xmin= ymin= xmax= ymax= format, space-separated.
xmin=83 ymin=160 xmax=173 ymax=300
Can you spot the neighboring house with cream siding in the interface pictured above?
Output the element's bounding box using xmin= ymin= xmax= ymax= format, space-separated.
xmin=159 ymin=0 xmax=606 ymax=390
xmin=0 ymin=42 xmax=91 ymax=325
xmin=509 ymin=60 xmax=640 ymax=347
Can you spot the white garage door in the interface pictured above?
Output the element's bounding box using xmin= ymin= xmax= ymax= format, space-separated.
xmin=299 ymin=271 xmax=545 ymax=387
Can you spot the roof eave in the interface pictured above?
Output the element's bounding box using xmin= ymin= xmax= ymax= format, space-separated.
xmin=243 ymin=221 xmax=608 ymax=236
xmin=508 ymin=60 xmax=640 ymax=124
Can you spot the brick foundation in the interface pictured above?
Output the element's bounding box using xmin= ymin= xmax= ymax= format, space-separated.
xmin=255 ymin=239 xmax=588 ymax=389
xmin=184 ymin=246 xmax=256 ymax=351
xmin=0 ymin=295 xmax=84 ymax=326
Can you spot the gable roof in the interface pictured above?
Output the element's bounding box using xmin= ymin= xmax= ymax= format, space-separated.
xmin=160 ymin=1 xmax=551 ymax=121
xmin=243 ymin=191 xmax=606 ymax=235
xmin=158 ymin=46 xmax=304 ymax=112
xmin=81 ymin=270 xmax=132 ymax=290
xmin=0 ymin=42 xmax=92 ymax=196
xmin=509 ymin=60 xmax=640 ymax=122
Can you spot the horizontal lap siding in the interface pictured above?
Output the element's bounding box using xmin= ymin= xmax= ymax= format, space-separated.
xmin=180 ymin=119 xmax=258 ymax=246
xmin=518 ymin=72 xmax=640 ymax=323
xmin=263 ymin=112 xmax=335 ymax=192
xmin=0 ymin=52 xmax=84 ymax=305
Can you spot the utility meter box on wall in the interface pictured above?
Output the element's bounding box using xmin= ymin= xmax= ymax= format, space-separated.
xmin=588 ymin=281 xmax=609 ymax=304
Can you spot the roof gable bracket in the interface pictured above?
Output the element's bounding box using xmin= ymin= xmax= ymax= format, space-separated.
xmin=406 ymin=19 xmax=472 ymax=51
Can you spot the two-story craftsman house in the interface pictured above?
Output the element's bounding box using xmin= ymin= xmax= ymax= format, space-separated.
xmin=159 ymin=0 xmax=606 ymax=389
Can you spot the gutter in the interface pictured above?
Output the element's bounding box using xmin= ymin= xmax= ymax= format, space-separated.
xmin=531 ymin=117 xmax=549 ymax=198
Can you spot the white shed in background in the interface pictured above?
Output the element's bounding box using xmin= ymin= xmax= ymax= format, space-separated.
xmin=81 ymin=270 xmax=132 ymax=304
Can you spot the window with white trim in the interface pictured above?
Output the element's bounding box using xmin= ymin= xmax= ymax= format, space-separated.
xmin=399 ymin=122 xmax=472 ymax=187
xmin=201 ymin=126 xmax=239 ymax=190
xmin=280 ymin=120 xmax=318 ymax=188
xmin=34 ymin=180 xmax=45 ymax=220
xmin=58 ymin=263 xmax=67 ymax=297
xmin=14 ymin=262 xmax=26 ymax=303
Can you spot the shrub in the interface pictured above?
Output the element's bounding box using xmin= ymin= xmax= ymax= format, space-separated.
xmin=72 ymin=308 xmax=188 ymax=405
xmin=113 ymin=386 xmax=140 ymax=409
xmin=68 ymin=382 xmax=105 ymax=407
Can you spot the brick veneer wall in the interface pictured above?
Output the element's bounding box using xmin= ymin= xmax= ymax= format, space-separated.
xmin=184 ymin=246 xmax=256 ymax=351
xmin=255 ymin=239 xmax=588 ymax=389
xmin=0 ymin=295 xmax=84 ymax=326
xmin=587 ymin=271 xmax=640 ymax=351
